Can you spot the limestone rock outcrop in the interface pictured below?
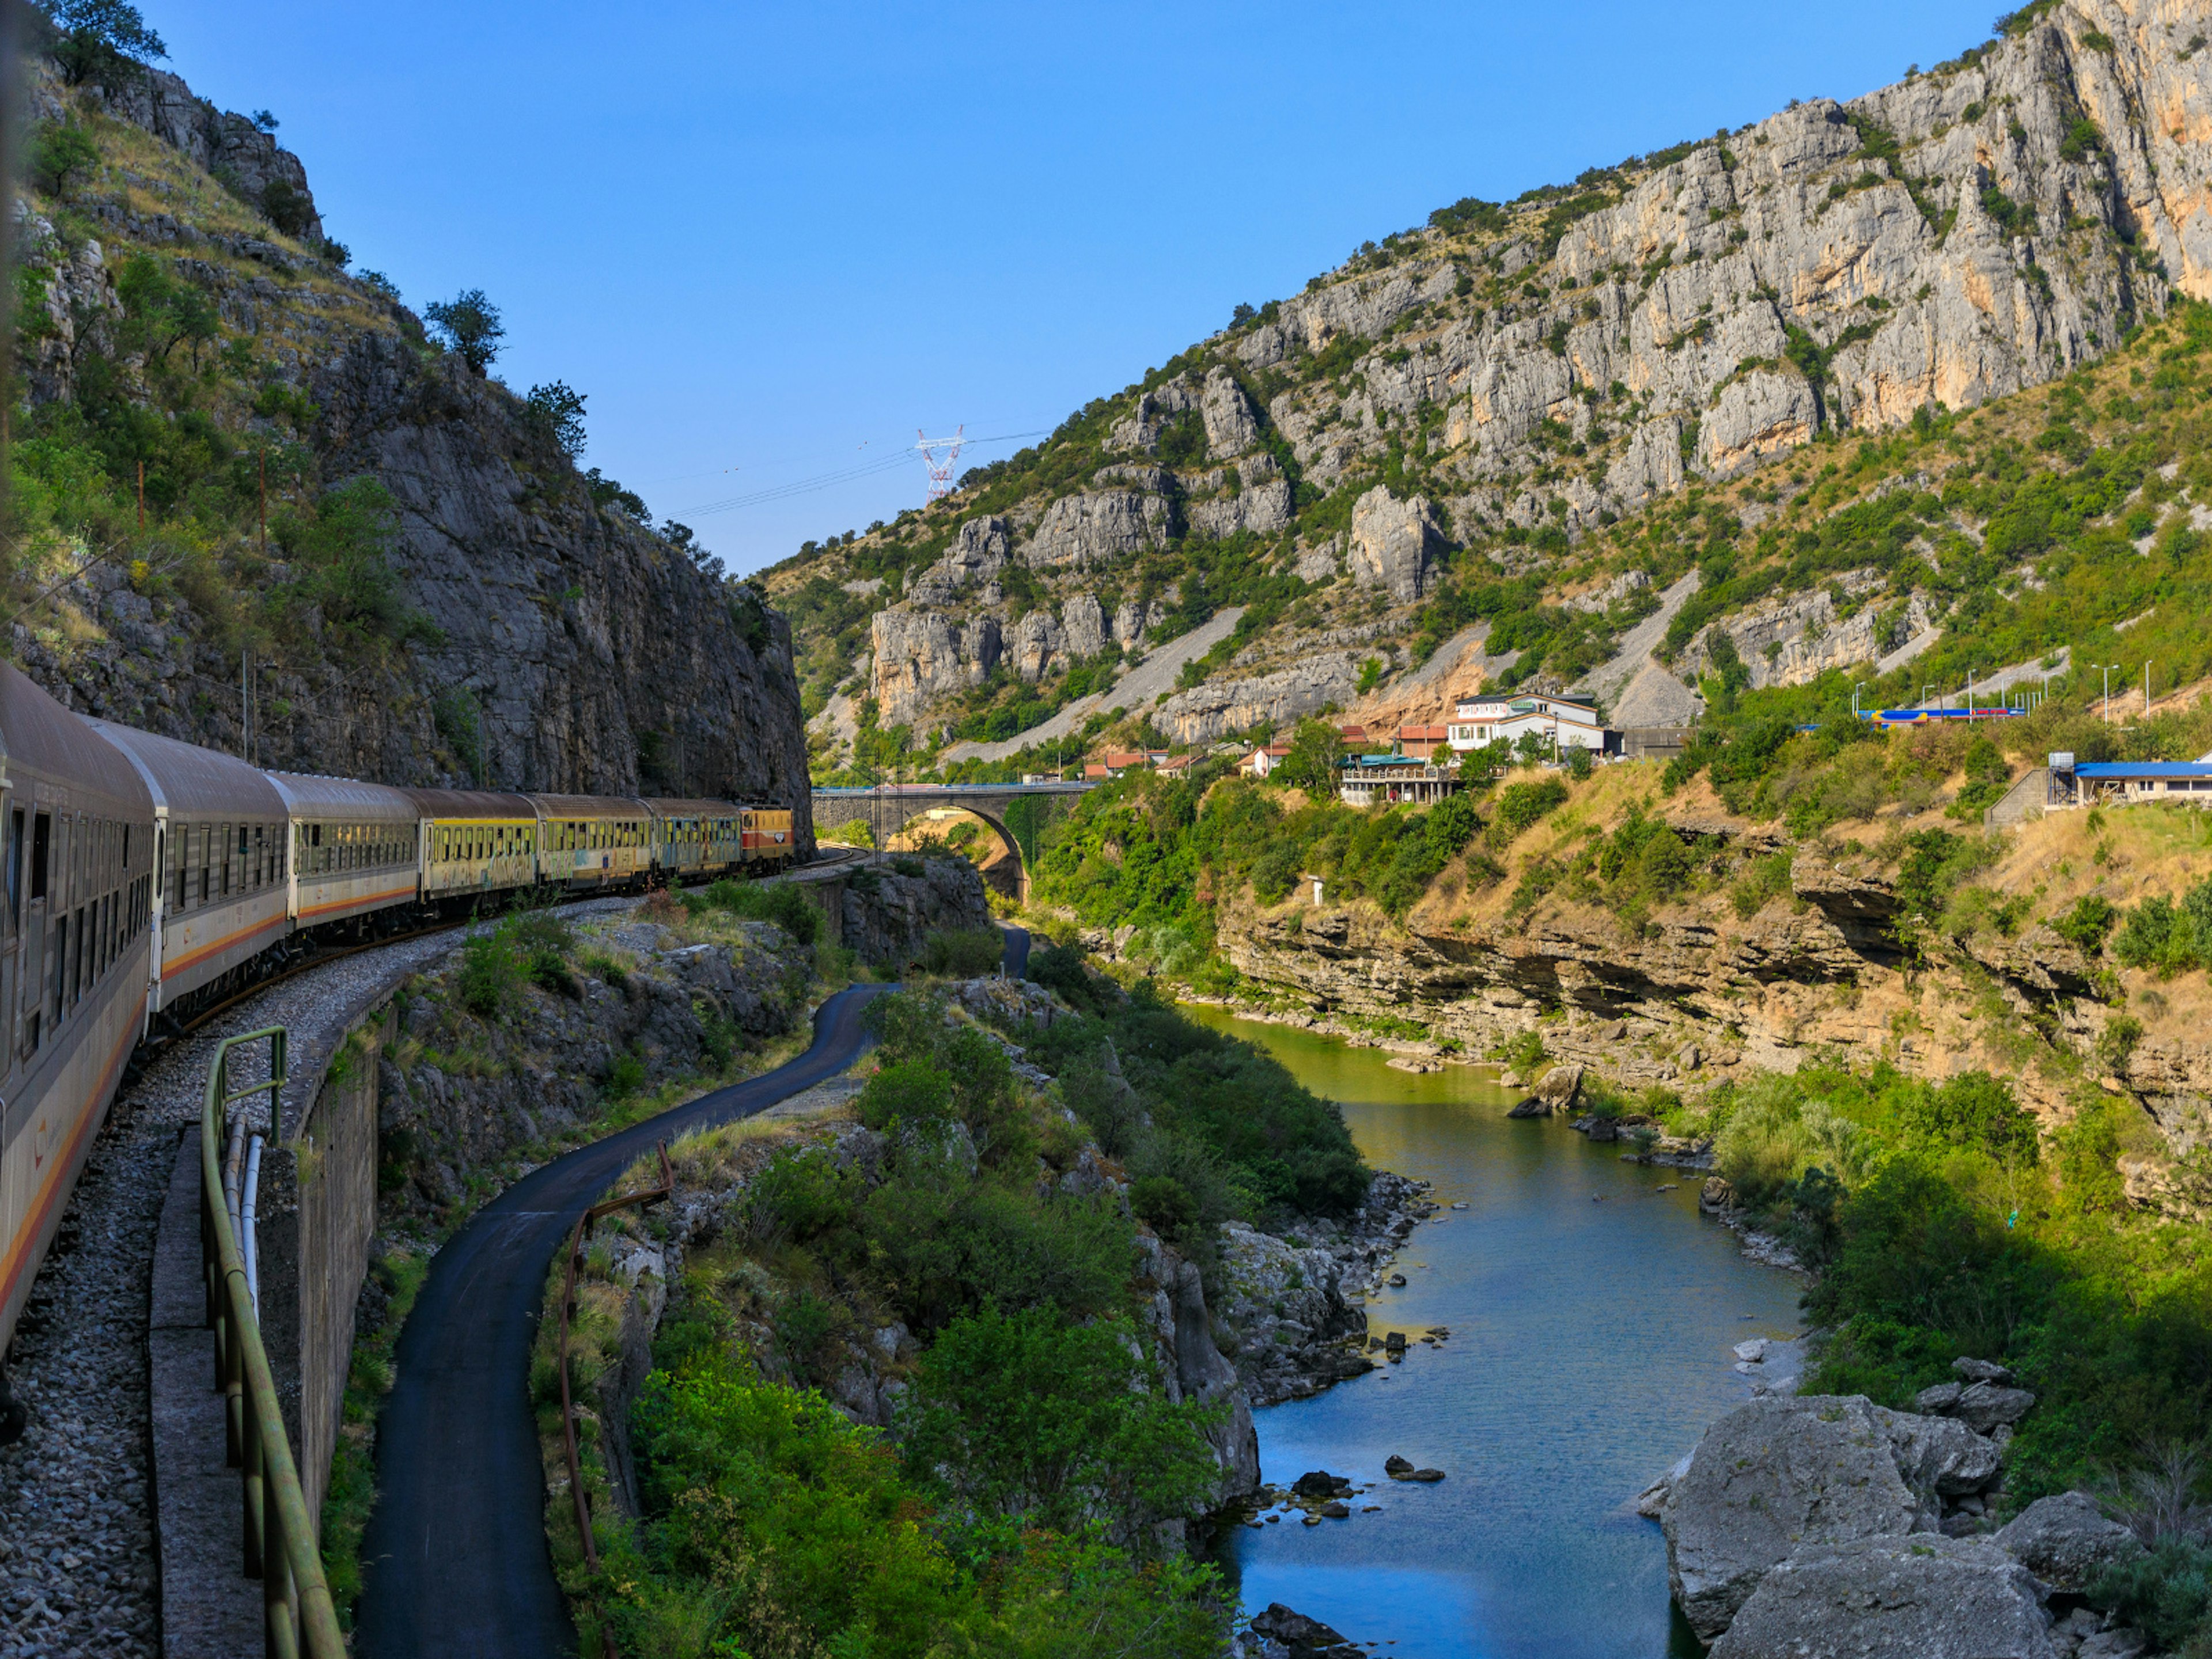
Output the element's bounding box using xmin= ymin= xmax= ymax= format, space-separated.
xmin=1707 ymin=1535 xmax=2056 ymax=1659
xmin=1022 ymin=490 xmax=1173 ymax=569
xmin=1661 ymin=1395 xmax=1926 ymax=1639
xmin=1157 ymin=653 xmax=1363 ymax=745
xmin=1347 ymin=488 xmax=1440 ymax=602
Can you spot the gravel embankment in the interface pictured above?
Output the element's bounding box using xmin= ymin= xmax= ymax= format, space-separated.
xmin=0 ymin=900 xmax=639 ymax=1659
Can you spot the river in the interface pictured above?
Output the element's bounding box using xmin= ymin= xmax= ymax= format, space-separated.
xmin=1180 ymin=1007 xmax=1804 ymax=1659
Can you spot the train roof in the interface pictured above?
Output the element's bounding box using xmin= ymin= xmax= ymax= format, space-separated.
xmin=529 ymin=794 xmax=652 ymax=819
xmin=399 ymin=788 xmax=539 ymax=820
xmin=264 ymin=771 xmax=421 ymax=823
xmin=641 ymin=797 xmax=741 ymax=817
xmin=6 ymin=669 xmax=150 ymax=815
xmin=88 ymin=720 xmax=289 ymax=820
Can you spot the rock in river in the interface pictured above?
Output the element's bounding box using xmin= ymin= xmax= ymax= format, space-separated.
xmin=1248 ymin=1601 xmax=1363 ymax=1658
xmin=1291 ymin=1470 xmax=1353 ymax=1499
xmin=1708 ymin=1535 xmax=2056 ymax=1659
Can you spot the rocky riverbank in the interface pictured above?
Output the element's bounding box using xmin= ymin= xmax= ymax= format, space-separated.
xmin=1642 ymin=1361 xmax=2147 ymax=1657
xmin=1213 ymin=1173 xmax=1437 ymax=1406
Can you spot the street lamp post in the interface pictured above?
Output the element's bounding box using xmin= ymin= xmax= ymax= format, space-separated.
xmin=2096 ymin=664 xmax=2119 ymax=725
xmin=1853 ymin=681 xmax=1868 ymax=719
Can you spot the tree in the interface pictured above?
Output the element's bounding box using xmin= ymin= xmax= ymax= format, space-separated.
xmin=29 ymin=121 xmax=100 ymax=199
xmin=250 ymin=109 xmax=279 ymax=132
xmin=115 ymin=254 xmax=218 ymax=366
xmin=522 ymin=380 xmax=587 ymax=457
xmin=1275 ymin=717 xmax=1343 ymax=795
xmin=898 ymin=1304 xmax=1222 ymax=1544
xmin=422 ymin=289 xmax=503 ymax=376
xmin=43 ymin=0 xmax=166 ymax=91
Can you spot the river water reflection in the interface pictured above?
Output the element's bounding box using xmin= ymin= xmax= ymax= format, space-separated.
xmin=1180 ymin=1007 xmax=1803 ymax=1659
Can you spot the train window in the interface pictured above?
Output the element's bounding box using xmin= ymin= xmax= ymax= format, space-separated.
xmin=50 ymin=916 xmax=64 ymax=1027
xmin=70 ymin=906 xmax=83 ymax=1006
xmin=6 ymin=809 xmax=21 ymax=929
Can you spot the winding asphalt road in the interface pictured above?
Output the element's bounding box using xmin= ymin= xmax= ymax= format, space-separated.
xmin=357 ymin=929 xmax=1027 ymax=1657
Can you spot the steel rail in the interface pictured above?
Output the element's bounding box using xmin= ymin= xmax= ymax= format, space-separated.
xmin=198 ymin=1025 xmax=346 ymax=1658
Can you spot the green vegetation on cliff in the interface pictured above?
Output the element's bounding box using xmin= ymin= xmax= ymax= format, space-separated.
xmin=549 ymin=983 xmax=1370 ymax=1656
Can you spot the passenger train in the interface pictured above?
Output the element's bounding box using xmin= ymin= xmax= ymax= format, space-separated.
xmin=0 ymin=665 xmax=796 ymax=1419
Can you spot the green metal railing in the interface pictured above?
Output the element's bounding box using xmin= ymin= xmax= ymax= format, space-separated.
xmin=199 ymin=1026 xmax=345 ymax=1658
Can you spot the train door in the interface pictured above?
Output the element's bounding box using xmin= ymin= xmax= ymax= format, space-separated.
xmin=18 ymin=808 xmax=48 ymax=1058
xmin=147 ymin=812 xmax=168 ymax=1017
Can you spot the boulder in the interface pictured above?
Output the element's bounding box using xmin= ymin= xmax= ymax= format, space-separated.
xmin=1876 ymin=1406 xmax=2004 ymax=1503
xmin=1699 ymin=1176 xmax=1736 ymax=1214
xmin=1914 ymin=1381 xmax=1965 ymax=1415
xmin=1993 ymin=1493 xmax=2143 ymax=1594
xmin=1248 ymin=1603 xmax=1362 ymax=1659
xmin=1953 ymin=1358 xmax=2016 ymax=1385
xmin=1384 ymin=1454 xmax=1414 ymax=1476
xmin=1662 ymin=1396 xmax=1921 ymax=1640
xmin=1290 ymin=1470 xmax=1353 ymax=1498
xmin=1535 ymin=1062 xmax=1585 ymax=1110
xmin=1952 ymin=1381 xmax=2037 ymax=1434
xmin=1505 ymin=1095 xmax=1549 ymax=1119
xmin=1708 ymin=1535 xmax=2057 ymax=1659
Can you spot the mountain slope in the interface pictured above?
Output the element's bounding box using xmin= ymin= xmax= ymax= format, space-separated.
xmin=767 ymin=0 xmax=2211 ymax=781
xmin=9 ymin=36 xmax=813 ymax=841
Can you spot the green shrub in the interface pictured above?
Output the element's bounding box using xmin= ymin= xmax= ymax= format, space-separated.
xmin=921 ymin=926 xmax=1004 ymax=977
xmin=2113 ymin=878 xmax=2212 ymax=974
xmin=898 ymin=1304 xmax=1222 ymax=1542
xmin=1487 ymin=778 xmax=1569 ymax=847
xmin=457 ymin=931 xmax=521 ymax=1017
xmin=2054 ymin=893 xmax=2119 ymax=953
xmin=604 ymin=1049 xmax=647 ymax=1101
xmin=698 ymin=876 xmax=823 ymax=946
xmin=857 ymin=1059 xmax=956 ymax=1134
xmin=1731 ymin=850 xmax=1795 ymax=918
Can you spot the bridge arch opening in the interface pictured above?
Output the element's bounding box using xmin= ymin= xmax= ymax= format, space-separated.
xmin=885 ymin=806 xmax=1026 ymax=900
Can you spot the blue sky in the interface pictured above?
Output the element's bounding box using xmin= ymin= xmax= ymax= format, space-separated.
xmin=151 ymin=0 xmax=1997 ymax=575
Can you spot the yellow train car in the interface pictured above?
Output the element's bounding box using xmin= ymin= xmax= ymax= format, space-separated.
xmin=404 ymin=790 xmax=540 ymax=901
xmin=739 ymin=806 xmax=794 ymax=870
xmin=645 ymin=798 xmax=744 ymax=884
xmin=532 ymin=796 xmax=652 ymax=890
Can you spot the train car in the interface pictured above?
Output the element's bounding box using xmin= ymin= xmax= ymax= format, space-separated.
xmin=645 ymin=798 xmax=744 ymax=884
xmin=90 ymin=722 xmax=292 ymax=1018
xmin=740 ymin=806 xmax=795 ymax=871
xmin=532 ymin=795 xmax=652 ymax=891
xmin=404 ymin=790 xmax=539 ymax=904
xmin=269 ymin=773 xmax=423 ymax=934
xmin=0 ymin=666 xmax=158 ymax=1380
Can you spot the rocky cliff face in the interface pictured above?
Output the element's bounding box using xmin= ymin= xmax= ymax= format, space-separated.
xmin=1169 ymin=808 xmax=2212 ymax=1219
xmin=12 ymin=53 xmax=812 ymax=835
xmin=779 ymin=0 xmax=2212 ymax=767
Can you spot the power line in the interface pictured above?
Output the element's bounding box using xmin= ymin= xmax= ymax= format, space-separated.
xmin=668 ymin=428 xmax=1049 ymax=519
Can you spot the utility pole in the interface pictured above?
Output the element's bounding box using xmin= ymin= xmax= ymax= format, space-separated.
xmin=2097 ymin=664 xmax=2119 ymax=725
xmin=2145 ymin=660 xmax=2152 ymax=715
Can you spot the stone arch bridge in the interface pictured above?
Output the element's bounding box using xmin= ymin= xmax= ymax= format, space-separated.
xmin=810 ymin=782 xmax=1094 ymax=900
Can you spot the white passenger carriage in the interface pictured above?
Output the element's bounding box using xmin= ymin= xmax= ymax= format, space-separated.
xmin=93 ymin=724 xmax=291 ymax=1014
xmin=270 ymin=773 xmax=421 ymax=933
xmin=1 ymin=671 xmax=157 ymax=1358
